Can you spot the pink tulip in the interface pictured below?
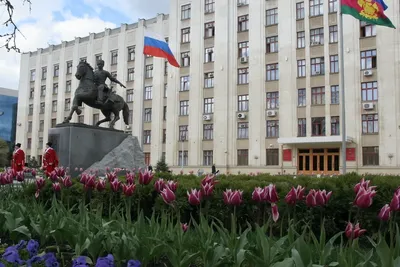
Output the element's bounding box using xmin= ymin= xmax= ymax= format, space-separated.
xmin=49 ymin=171 xmax=58 ymax=182
xmin=284 ymin=185 xmax=306 ymax=205
xmin=181 ymin=223 xmax=188 ymax=232
xmin=110 ymin=179 xmax=121 ymax=192
xmin=345 ymin=222 xmax=366 ymax=239
xmin=96 ymin=179 xmax=106 ymax=191
xmin=35 ymin=177 xmax=46 ymax=190
xmin=201 ymin=174 xmax=218 ymax=186
xmin=154 ymin=178 xmax=166 ymax=193
xmin=271 ymin=203 xmax=279 ymax=222
xmin=201 ymin=182 xmax=215 ymax=197
xmin=62 ymin=176 xmax=73 ymax=188
xmin=187 ymin=189 xmax=202 ymax=205
xmin=52 ymin=182 xmax=61 ymax=192
xmin=263 ymin=184 xmax=279 ymax=203
xmin=306 ymin=189 xmax=317 ymax=207
xmin=390 ymin=191 xmax=400 ymax=211
xmin=139 ymin=170 xmax=154 ymax=185
xmin=54 ymin=167 xmax=66 ymax=177
xmin=125 ymin=172 xmax=135 ymax=185
xmin=252 ymin=187 xmax=264 ymax=202
xmin=79 ymin=173 xmax=88 ymax=184
xmin=315 ymin=190 xmax=332 ymax=206
xmin=354 ymin=178 xmax=376 ymax=194
xmin=0 ymin=173 xmax=8 ymax=185
xmin=223 ymin=189 xmax=243 ymax=206
xmin=79 ymin=168 xmax=83 ymax=172
xmin=122 ymin=183 xmax=136 ymax=197
xmin=84 ymin=175 xmax=96 ymax=190
xmin=160 ymin=187 xmax=176 ymax=205
xmin=354 ymin=187 xmax=376 ymax=209
xmin=378 ymin=204 xmax=391 ymax=221
xmin=74 ymin=167 xmax=78 ymax=171
xmin=166 ymin=180 xmax=178 ymax=192
xmin=106 ymin=171 xmax=117 ymax=183
xmin=31 ymin=169 xmax=37 ymax=177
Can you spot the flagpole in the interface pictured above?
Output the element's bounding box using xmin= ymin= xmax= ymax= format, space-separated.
xmin=141 ymin=25 xmax=147 ymax=150
xmin=338 ymin=1 xmax=347 ymax=174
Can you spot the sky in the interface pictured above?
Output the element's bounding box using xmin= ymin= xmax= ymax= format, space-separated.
xmin=0 ymin=0 xmax=169 ymax=90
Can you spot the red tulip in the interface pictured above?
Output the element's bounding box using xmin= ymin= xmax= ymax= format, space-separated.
xmin=79 ymin=173 xmax=87 ymax=184
xmin=284 ymin=185 xmax=306 ymax=205
xmin=110 ymin=179 xmax=121 ymax=192
xmin=181 ymin=223 xmax=188 ymax=232
xmin=252 ymin=187 xmax=264 ymax=202
xmin=35 ymin=177 xmax=46 ymax=190
xmin=390 ymin=191 xmax=400 ymax=211
xmin=84 ymin=175 xmax=96 ymax=190
xmin=52 ymin=182 xmax=61 ymax=192
xmin=263 ymin=184 xmax=279 ymax=203
xmin=201 ymin=181 xmax=215 ymax=197
xmin=187 ymin=189 xmax=202 ymax=205
xmin=354 ymin=178 xmax=376 ymax=194
xmin=122 ymin=183 xmax=136 ymax=197
xmin=166 ymin=180 xmax=178 ymax=192
xmin=62 ymin=176 xmax=73 ymax=188
xmin=345 ymin=222 xmax=366 ymax=239
xmin=125 ymin=172 xmax=135 ymax=185
xmin=378 ymin=204 xmax=391 ymax=221
xmin=223 ymin=189 xmax=243 ymax=206
xmin=154 ymin=178 xmax=166 ymax=193
xmin=306 ymin=189 xmax=317 ymax=207
xmin=354 ymin=186 xmax=376 ymax=209
xmin=315 ymin=190 xmax=332 ymax=206
xmin=106 ymin=171 xmax=117 ymax=183
xmin=271 ymin=203 xmax=279 ymax=222
xmin=160 ymin=187 xmax=176 ymax=205
xmin=139 ymin=170 xmax=154 ymax=185
xmin=96 ymin=179 xmax=106 ymax=191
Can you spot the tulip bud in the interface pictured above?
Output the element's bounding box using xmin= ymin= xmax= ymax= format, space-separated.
xmin=166 ymin=180 xmax=178 ymax=192
xmin=354 ymin=187 xmax=376 ymax=209
xmin=181 ymin=223 xmax=188 ymax=232
xmin=271 ymin=203 xmax=279 ymax=222
xmin=306 ymin=189 xmax=317 ymax=207
xmin=52 ymin=182 xmax=61 ymax=192
xmin=160 ymin=187 xmax=176 ymax=205
xmin=35 ymin=177 xmax=46 ymax=190
xmin=223 ymin=189 xmax=243 ymax=206
xmin=345 ymin=222 xmax=366 ymax=239
xmin=378 ymin=204 xmax=391 ymax=221
xmin=139 ymin=170 xmax=154 ymax=185
xmin=201 ymin=182 xmax=214 ymax=197
xmin=96 ymin=179 xmax=106 ymax=191
xmin=110 ymin=179 xmax=121 ymax=192
xmin=154 ymin=179 xmax=166 ymax=193
xmin=187 ymin=189 xmax=202 ymax=205
xmin=263 ymin=184 xmax=279 ymax=203
xmin=252 ymin=187 xmax=264 ymax=202
xmin=125 ymin=172 xmax=135 ymax=185
xmin=62 ymin=176 xmax=73 ymax=188
xmin=122 ymin=183 xmax=136 ymax=197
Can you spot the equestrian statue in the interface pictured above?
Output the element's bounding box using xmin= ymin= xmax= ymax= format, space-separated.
xmin=63 ymin=59 xmax=130 ymax=129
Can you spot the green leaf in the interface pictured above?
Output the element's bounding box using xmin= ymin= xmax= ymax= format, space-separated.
xmin=375 ymin=237 xmax=392 ymax=267
xmin=11 ymin=225 xmax=31 ymax=239
xmin=271 ymin=258 xmax=294 ymax=267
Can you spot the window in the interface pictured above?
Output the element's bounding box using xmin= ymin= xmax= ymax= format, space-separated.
xmin=163 ymin=106 xmax=167 ymax=121
xmin=266 ymin=8 xmax=278 ymax=25
xmin=266 ymin=36 xmax=278 ymax=53
xmin=312 ymin=117 xmax=325 ymax=136
xmin=40 ymin=103 xmax=45 ymax=114
xmin=53 ymin=64 xmax=59 ymax=77
xmin=29 ymin=104 xmax=33 ymax=115
xmin=203 ymin=151 xmax=213 ymax=166
xmin=162 ymin=129 xmax=166 ymax=143
xmin=144 ymin=153 xmax=151 ymax=166
xmin=164 ymin=61 xmax=168 ymax=76
xmin=80 ymin=57 xmax=87 ymax=62
xmin=41 ymin=67 xmax=47 ymax=80
xmin=126 ymin=89 xmax=133 ymax=102
xmin=143 ymin=130 xmax=151 ymax=144
xmin=164 ymin=84 xmax=167 ymax=98
xmin=29 ymin=88 xmax=34 ymax=99
xmin=110 ymin=72 xmax=117 ymax=86
xmin=144 ymin=108 xmax=152 ymax=122
xmin=205 ymin=0 xmax=215 ymax=13
xmin=128 ymin=46 xmax=135 ymax=61
xmin=361 ymin=49 xmax=377 ymax=70
xmin=360 ymin=21 xmax=376 ymax=37
xmin=296 ymin=2 xmax=305 ymax=19
xmin=331 ymin=85 xmax=339 ymax=104
xmin=28 ymin=121 xmax=32 ymax=132
xmin=329 ymin=25 xmax=338 ymax=43
xmin=311 ymin=57 xmax=325 ymax=75
xmin=204 ymin=22 xmax=215 ymax=38
xmin=266 ymin=92 xmax=279 ymax=109
xmin=180 ymin=76 xmax=190 ymax=91
xmin=181 ymin=28 xmax=190 ymax=43
xmin=298 ymin=118 xmax=306 ymax=137
xmin=204 ymin=47 xmax=215 ymax=63
xmin=39 ymin=120 xmax=44 ymax=132
xmin=310 ymin=28 xmax=324 ymax=45
xmin=297 ymin=59 xmax=306 ymax=77
xmin=144 ymin=86 xmax=153 ymax=100
xmin=310 ymin=0 xmax=323 ymax=16
xmin=204 ymin=72 xmax=214 ymax=88
xmin=329 ymin=0 xmax=338 ymax=13
xmin=362 ymin=147 xmax=379 ymax=166
xmin=297 ymin=31 xmax=305 ymax=48
xmin=298 ymin=89 xmax=306 ymax=106
xmin=178 ymin=151 xmax=188 ymax=166
xmin=127 ymin=68 xmax=135 ymax=81
xmin=238 ymin=41 xmax=249 ymax=58
xmin=204 ymin=98 xmax=214 ymax=114
xmin=311 ymin=87 xmax=325 ymax=105
xmin=238 ymin=68 xmax=249 ymax=84
xmin=111 ymin=50 xmax=118 ymax=65
xmin=237 ymin=149 xmax=248 ymax=166
xmin=65 ymin=99 xmax=71 ymax=111
xmin=181 ymin=4 xmax=191 ymax=20
xmin=145 ymin=65 xmax=153 ymax=78
xmin=66 ymin=81 xmax=71 ymax=92
xmin=38 ymin=137 xmax=43 ymax=148
xmin=238 ymin=15 xmax=249 ymax=32
xmin=78 ymin=115 xmax=84 ymax=124
xmin=238 ymin=95 xmax=249 ymax=111
xmin=203 ymin=124 xmax=213 ymax=140
xmin=51 ymin=119 xmax=56 ymax=128
xmin=266 ymin=149 xmax=279 ymax=166
xmin=52 ymin=101 xmax=57 ymax=112
xmin=93 ymin=114 xmax=99 ymax=125
xmin=181 ymin=52 xmax=190 ymax=67
xmin=361 ymin=81 xmax=378 ymax=101
xmin=266 ymin=63 xmax=279 ymax=81
xmin=66 ymin=61 xmax=73 ymax=74
xmin=40 ymin=85 xmax=46 ymax=97
xmin=179 ymin=125 xmax=188 ymax=141
xmin=331 ymin=116 xmax=340 ymax=135
xmin=237 ymin=122 xmax=249 ymax=139
xmin=237 ymin=0 xmax=248 ymax=4
xmin=180 ymin=100 xmax=189 ymax=116
xmin=128 ymin=110 xmax=133 ymax=124
xmin=52 ymin=83 xmax=58 ymax=95
xmin=330 ymin=55 xmax=339 ymax=73
xmin=95 ymin=54 xmax=102 ymax=64
xmin=266 ymin=120 xmax=279 ymax=138
xmin=362 ymin=114 xmax=379 ymax=134
xmin=30 ymin=70 xmax=36 ymax=81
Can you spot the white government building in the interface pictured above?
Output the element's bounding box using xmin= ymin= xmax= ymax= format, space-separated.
xmin=15 ymin=0 xmax=400 ymax=174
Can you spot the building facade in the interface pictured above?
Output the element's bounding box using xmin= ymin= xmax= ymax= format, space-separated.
xmin=16 ymin=0 xmax=400 ymax=174
xmin=0 ymin=87 xmax=18 ymax=147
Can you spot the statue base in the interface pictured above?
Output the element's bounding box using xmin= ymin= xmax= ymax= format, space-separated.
xmin=48 ymin=123 xmax=145 ymax=177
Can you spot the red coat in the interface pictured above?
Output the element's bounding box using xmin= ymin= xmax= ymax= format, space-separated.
xmin=43 ymin=148 xmax=59 ymax=176
xmin=12 ymin=149 xmax=25 ymax=172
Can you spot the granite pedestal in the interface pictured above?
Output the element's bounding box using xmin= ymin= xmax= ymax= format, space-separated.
xmin=48 ymin=123 xmax=144 ymax=177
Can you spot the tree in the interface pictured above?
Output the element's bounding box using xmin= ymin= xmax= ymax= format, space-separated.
xmin=155 ymin=154 xmax=170 ymax=173
xmin=0 ymin=138 xmax=9 ymax=166
xmin=1 ymin=0 xmax=32 ymax=52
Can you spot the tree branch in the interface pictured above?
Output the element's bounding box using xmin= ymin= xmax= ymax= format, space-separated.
xmin=0 ymin=0 xmax=31 ymax=53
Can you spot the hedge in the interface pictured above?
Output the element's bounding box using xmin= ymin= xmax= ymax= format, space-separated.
xmin=11 ymin=172 xmax=400 ymax=238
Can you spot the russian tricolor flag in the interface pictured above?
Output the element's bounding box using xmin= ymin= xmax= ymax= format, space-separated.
xmin=143 ymin=32 xmax=180 ymax=68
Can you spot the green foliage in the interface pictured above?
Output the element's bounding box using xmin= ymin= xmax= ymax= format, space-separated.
xmin=0 ymin=138 xmax=9 ymax=167
xmin=155 ymin=154 xmax=170 ymax=173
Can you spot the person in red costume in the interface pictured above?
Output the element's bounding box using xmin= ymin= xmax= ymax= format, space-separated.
xmin=12 ymin=143 xmax=25 ymax=172
xmin=42 ymin=142 xmax=59 ymax=176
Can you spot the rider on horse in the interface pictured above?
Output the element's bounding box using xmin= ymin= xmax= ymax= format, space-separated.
xmin=94 ymin=59 xmax=126 ymax=105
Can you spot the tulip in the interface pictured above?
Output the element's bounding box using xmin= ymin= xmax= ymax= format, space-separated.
xmin=306 ymin=189 xmax=317 ymax=207
xmin=187 ymin=189 xmax=202 ymax=205
xmin=378 ymin=204 xmax=391 ymax=221
xmin=354 ymin=178 xmax=376 ymax=194
xmin=79 ymin=173 xmax=88 ymax=184
xmin=74 ymin=167 xmax=78 ymax=171
xmin=271 ymin=203 xmax=279 ymax=222
xmin=106 ymin=171 xmax=117 ymax=183
xmin=122 ymin=184 xmax=136 ymax=197
xmin=284 ymin=185 xmax=306 ymax=205
xmin=49 ymin=171 xmax=58 ymax=182
xmin=61 ymin=176 xmax=73 ymax=188
xmin=223 ymin=189 xmax=243 ymax=206
xmin=252 ymin=187 xmax=264 ymax=202
xmin=263 ymin=184 xmax=279 ymax=203
xmin=160 ymin=187 xmax=176 ymax=205
xmin=0 ymin=173 xmax=9 ymax=185
xmin=35 ymin=177 xmax=46 ymax=190
xmin=154 ymin=178 xmax=166 ymax=193
xmin=181 ymin=223 xmax=188 ymax=232
xmin=345 ymin=222 xmax=366 ymax=239
xmin=390 ymin=191 xmax=400 ymax=212
xmin=84 ymin=175 xmax=96 ymax=190
xmin=52 ymin=182 xmax=61 ymax=192
xmin=110 ymin=179 xmax=121 ymax=192
xmin=125 ymin=172 xmax=135 ymax=185
xmin=139 ymin=170 xmax=154 ymax=185
xmin=201 ymin=181 xmax=215 ymax=197
xmin=354 ymin=186 xmax=376 ymax=209
xmin=54 ymin=167 xmax=66 ymax=177
xmin=166 ymin=180 xmax=178 ymax=192
xmin=201 ymin=174 xmax=218 ymax=186
xmin=96 ymin=179 xmax=106 ymax=191
xmin=31 ymin=169 xmax=37 ymax=177
xmin=315 ymin=190 xmax=332 ymax=206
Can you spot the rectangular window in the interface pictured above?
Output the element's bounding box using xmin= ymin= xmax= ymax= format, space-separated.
xmin=330 ymin=55 xmax=339 ymax=73
xmin=93 ymin=114 xmax=99 ymax=125
xmin=238 ymin=94 xmax=249 ymax=111
xmin=203 ymin=150 xmax=213 ymax=166
xmin=38 ymin=137 xmax=43 ymax=149
xmin=126 ymin=89 xmax=133 ymax=102
xmin=53 ymin=64 xmax=59 ymax=77
xmin=41 ymin=67 xmax=47 ymax=80
xmin=204 ymin=21 xmax=215 ymax=37
xmin=180 ymin=76 xmax=190 ymax=91
xmin=65 ymin=98 xmax=71 ymax=111
xmin=329 ymin=25 xmax=338 ymax=43
xmin=163 ymin=106 xmax=167 ymax=121
xmin=361 ymin=81 xmax=378 ymax=101
xmin=310 ymin=28 xmax=324 ymax=45
xmin=51 ymin=119 xmax=56 ymax=128
xmin=181 ymin=51 xmax=190 ymax=67
xmin=310 ymin=0 xmax=323 ymax=16
xmin=238 ymin=41 xmax=249 ymax=58
xmin=52 ymin=101 xmax=57 ymax=112
xmin=128 ymin=46 xmax=135 ymax=61
xmin=266 ymin=120 xmax=279 ymax=138
xmin=52 ymin=83 xmax=58 ymax=95
xmin=143 ymin=130 xmax=151 ymax=144
xmin=266 ymin=8 xmax=278 ymax=26
xmin=181 ymin=4 xmax=191 ymax=20
xmin=204 ymin=98 xmax=214 ymax=114
xmin=266 ymin=149 xmax=279 ymax=166
xmin=181 ymin=28 xmax=190 ymax=43
xmin=312 ymin=117 xmax=326 ymax=136
xmin=362 ymin=146 xmax=379 ymax=166
xmin=95 ymin=54 xmax=102 ymax=66
xmin=129 ymin=110 xmax=133 ymax=124
xmin=297 ymin=31 xmax=305 ymax=48
xmin=144 ymin=108 xmax=152 ymax=122
xmin=204 ymin=47 xmax=215 ymax=63
xmin=29 ymin=104 xmax=33 ymax=115
xmin=39 ymin=120 xmax=44 ymax=132
xmin=162 ymin=129 xmax=166 ymax=143
xmin=296 ymin=2 xmax=305 ymax=19
xmin=180 ymin=100 xmax=189 ymax=116
xmin=205 ymin=0 xmax=215 ymax=13
xmin=40 ymin=85 xmax=46 ymax=97
xmin=238 ymin=0 xmax=249 ymax=4
xmin=331 ymin=116 xmax=340 ymax=135
xmin=127 ymin=68 xmax=135 ymax=81
xmin=28 ymin=121 xmax=32 ymax=132
xmin=266 ymin=36 xmax=278 ymax=53
xmin=329 ymin=0 xmax=338 ymax=13
xmin=311 ymin=87 xmax=325 ymax=105
xmin=30 ymin=70 xmax=36 ymax=81
xmin=164 ymin=61 xmax=168 ymax=76
xmin=237 ymin=149 xmax=249 ymax=166
xmin=66 ymin=80 xmax=71 ymax=92
xmin=145 ymin=65 xmax=153 ymax=78
xmin=66 ymin=61 xmax=72 ymax=74
xmin=331 ymin=85 xmax=339 ymax=104
xmin=360 ymin=21 xmax=376 ymax=37
xmin=178 ymin=151 xmax=189 ymax=166
xmin=78 ymin=115 xmax=84 ymax=123
xmin=179 ymin=125 xmax=188 ymax=141
xmin=144 ymin=153 xmax=151 ymax=165
xmin=298 ymin=118 xmax=306 ymax=137
xmin=266 ymin=63 xmax=279 ymax=81
xmin=29 ymin=88 xmax=34 ymax=99
xmin=204 ymin=72 xmax=214 ymax=88
xmin=311 ymin=57 xmax=325 ymax=75
xmin=266 ymin=92 xmax=279 ymax=109
xmin=111 ymin=50 xmax=118 ymax=65
xmin=297 ymin=59 xmax=306 ymax=77
xmin=362 ymin=114 xmax=379 ymax=134
xmin=144 ymin=86 xmax=153 ymax=100
xmin=238 ymin=68 xmax=249 ymax=84
xmin=203 ymin=124 xmax=213 ymax=140
xmin=238 ymin=15 xmax=249 ymax=32
xmin=40 ymin=103 xmax=45 ymax=114
xmin=298 ymin=89 xmax=306 ymax=106
xmin=237 ymin=122 xmax=249 ymax=139
xmin=361 ymin=49 xmax=377 ymax=70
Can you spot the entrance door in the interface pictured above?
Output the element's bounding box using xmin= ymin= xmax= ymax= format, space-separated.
xmin=297 ymin=148 xmax=340 ymax=175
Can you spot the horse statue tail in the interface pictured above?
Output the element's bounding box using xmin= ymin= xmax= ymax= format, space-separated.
xmin=123 ymin=102 xmax=130 ymax=125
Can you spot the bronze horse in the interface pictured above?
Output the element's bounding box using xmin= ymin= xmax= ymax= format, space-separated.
xmin=63 ymin=60 xmax=130 ymax=129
